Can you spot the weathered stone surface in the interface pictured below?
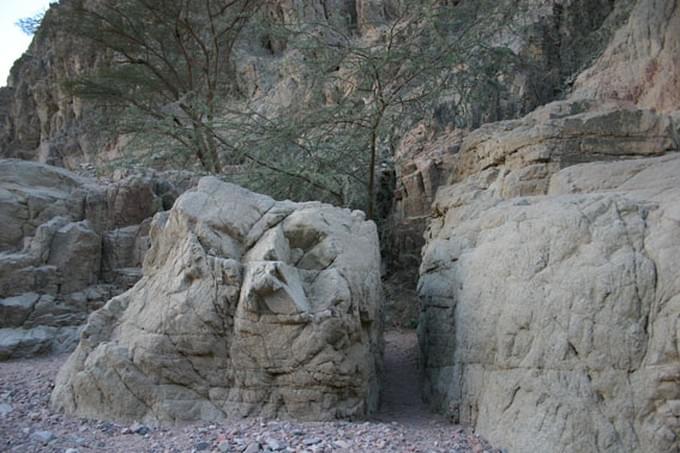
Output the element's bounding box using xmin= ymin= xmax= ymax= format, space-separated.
xmin=450 ymin=100 xmax=677 ymax=188
xmin=573 ymin=0 xmax=680 ymax=112
xmin=0 ymin=326 xmax=80 ymax=360
xmin=0 ymin=0 xmax=104 ymax=167
xmin=2 ymin=0 xmax=633 ymax=170
xmin=101 ymin=221 xmax=151 ymax=286
xmin=51 ymin=178 xmax=383 ymax=423
xmin=47 ymin=220 xmax=101 ymax=293
xmin=418 ymin=103 xmax=680 ymax=451
xmin=388 ymin=100 xmax=678 ymax=326
xmin=0 ymin=293 xmax=40 ymax=328
xmin=0 ymin=159 xmax=187 ymax=359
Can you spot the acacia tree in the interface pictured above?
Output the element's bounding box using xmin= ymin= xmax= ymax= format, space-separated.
xmin=16 ymin=10 xmax=46 ymax=35
xmin=60 ymin=0 xmax=515 ymax=218
xmin=231 ymin=0 xmax=516 ymax=218
xmin=61 ymin=0 xmax=264 ymax=173
xmin=60 ymin=0 xmax=346 ymax=201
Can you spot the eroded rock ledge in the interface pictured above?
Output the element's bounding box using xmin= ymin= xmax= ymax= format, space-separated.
xmin=418 ymin=101 xmax=680 ymax=452
xmin=51 ymin=178 xmax=383 ymax=423
xmin=0 ymin=159 xmax=192 ymax=359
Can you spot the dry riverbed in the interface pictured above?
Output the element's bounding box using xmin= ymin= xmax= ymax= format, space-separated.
xmin=0 ymin=331 xmax=501 ymax=452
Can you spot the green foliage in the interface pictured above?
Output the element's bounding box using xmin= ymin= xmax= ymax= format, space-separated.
xmin=59 ymin=0 xmax=517 ymax=218
xmin=225 ymin=0 xmax=518 ymax=216
xmin=60 ymin=0 xmax=264 ymax=173
xmin=16 ymin=11 xmax=45 ymax=36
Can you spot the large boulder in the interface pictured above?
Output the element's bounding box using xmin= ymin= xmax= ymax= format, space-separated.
xmin=51 ymin=178 xmax=383 ymax=423
xmin=418 ymin=102 xmax=680 ymax=451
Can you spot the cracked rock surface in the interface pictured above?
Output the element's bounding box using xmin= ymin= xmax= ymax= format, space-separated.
xmin=51 ymin=177 xmax=384 ymax=423
xmin=418 ymin=102 xmax=680 ymax=451
xmin=0 ymin=159 xmax=192 ymax=360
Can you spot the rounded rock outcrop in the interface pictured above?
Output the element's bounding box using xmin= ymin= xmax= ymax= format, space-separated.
xmin=51 ymin=177 xmax=383 ymax=423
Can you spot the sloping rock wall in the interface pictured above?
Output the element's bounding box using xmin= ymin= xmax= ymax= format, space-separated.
xmin=387 ymin=0 xmax=643 ymax=277
xmin=0 ymin=159 xmax=191 ymax=359
xmin=0 ymin=0 xmax=106 ymax=168
xmin=51 ymin=178 xmax=383 ymax=423
xmin=1 ymin=0 xmax=632 ymax=171
xmin=417 ymin=102 xmax=680 ymax=451
xmin=573 ymin=0 xmax=680 ymax=112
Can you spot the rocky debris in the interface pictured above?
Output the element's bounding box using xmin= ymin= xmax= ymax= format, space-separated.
xmin=1 ymin=352 xmax=501 ymax=453
xmin=0 ymin=159 xmax=191 ymax=360
xmin=418 ymin=99 xmax=680 ymax=451
xmin=30 ymin=430 xmax=56 ymax=444
xmin=0 ymin=403 xmax=12 ymax=417
xmin=51 ymin=178 xmax=384 ymax=422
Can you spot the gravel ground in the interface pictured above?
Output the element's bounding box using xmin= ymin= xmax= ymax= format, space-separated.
xmin=0 ymin=331 xmax=501 ymax=452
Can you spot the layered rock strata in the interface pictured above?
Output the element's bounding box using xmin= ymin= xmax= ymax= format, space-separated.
xmin=0 ymin=159 xmax=187 ymax=359
xmin=51 ymin=178 xmax=383 ymax=422
xmin=418 ymin=101 xmax=680 ymax=452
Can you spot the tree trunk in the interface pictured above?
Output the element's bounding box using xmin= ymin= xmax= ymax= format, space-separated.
xmin=367 ymin=106 xmax=385 ymax=220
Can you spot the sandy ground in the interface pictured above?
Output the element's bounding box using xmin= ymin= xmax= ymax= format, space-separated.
xmin=0 ymin=330 xmax=501 ymax=452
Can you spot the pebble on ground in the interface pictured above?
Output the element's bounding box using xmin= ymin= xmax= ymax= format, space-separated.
xmin=0 ymin=332 xmax=502 ymax=453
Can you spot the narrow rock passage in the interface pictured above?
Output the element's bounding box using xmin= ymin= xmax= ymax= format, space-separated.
xmin=370 ymin=330 xmax=503 ymax=451
xmin=375 ymin=329 xmax=435 ymax=425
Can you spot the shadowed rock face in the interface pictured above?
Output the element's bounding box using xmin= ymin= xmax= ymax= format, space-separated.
xmin=0 ymin=159 xmax=193 ymax=360
xmin=417 ymin=101 xmax=680 ymax=452
xmin=51 ymin=178 xmax=383 ymax=423
xmin=1 ymin=0 xmax=631 ymax=170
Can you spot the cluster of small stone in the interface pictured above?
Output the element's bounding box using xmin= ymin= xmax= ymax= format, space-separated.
xmin=0 ymin=354 xmax=501 ymax=453
xmin=171 ymin=419 xmax=496 ymax=453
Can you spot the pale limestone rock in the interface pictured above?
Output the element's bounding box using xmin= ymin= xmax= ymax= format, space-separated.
xmin=390 ymin=100 xmax=678 ymax=326
xmin=51 ymin=178 xmax=383 ymax=423
xmin=419 ymin=107 xmax=680 ymax=452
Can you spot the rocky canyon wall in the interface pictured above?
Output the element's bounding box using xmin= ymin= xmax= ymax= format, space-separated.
xmin=0 ymin=0 xmax=404 ymax=171
xmin=418 ymin=101 xmax=680 ymax=452
xmin=388 ymin=0 xmax=635 ymax=284
xmin=0 ymin=0 xmax=107 ymax=169
xmin=572 ymin=0 xmax=680 ymax=112
xmin=0 ymin=0 xmax=634 ymax=171
xmin=0 ymin=159 xmax=195 ymax=359
xmin=415 ymin=0 xmax=680 ymax=450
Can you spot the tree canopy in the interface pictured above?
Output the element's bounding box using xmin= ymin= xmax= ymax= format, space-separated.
xmin=60 ymin=0 xmax=516 ymax=218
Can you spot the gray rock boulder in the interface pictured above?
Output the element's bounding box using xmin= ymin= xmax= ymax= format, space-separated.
xmin=51 ymin=177 xmax=383 ymax=423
